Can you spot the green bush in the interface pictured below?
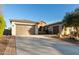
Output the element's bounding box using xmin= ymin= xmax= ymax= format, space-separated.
xmin=0 ymin=16 xmax=6 ymax=37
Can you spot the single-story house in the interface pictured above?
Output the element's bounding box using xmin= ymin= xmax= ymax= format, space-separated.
xmin=10 ymin=19 xmax=46 ymax=36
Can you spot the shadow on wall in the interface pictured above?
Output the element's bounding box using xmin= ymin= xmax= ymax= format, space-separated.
xmin=28 ymin=26 xmax=35 ymax=35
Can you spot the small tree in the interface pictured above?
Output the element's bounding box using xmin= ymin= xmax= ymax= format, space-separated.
xmin=0 ymin=16 xmax=6 ymax=37
xmin=62 ymin=8 xmax=79 ymax=38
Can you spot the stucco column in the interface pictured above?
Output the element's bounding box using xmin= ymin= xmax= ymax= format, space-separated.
xmin=59 ymin=25 xmax=63 ymax=34
xmin=35 ymin=26 xmax=38 ymax=35
xmin=12 ymin=22 xmax=16 ymax=36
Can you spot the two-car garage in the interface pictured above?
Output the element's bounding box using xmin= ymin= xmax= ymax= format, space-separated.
xmin=16 ymin=24 xmax=35 ymax=36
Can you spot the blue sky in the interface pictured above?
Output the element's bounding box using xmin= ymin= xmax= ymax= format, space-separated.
xmin=3 ymin=4 xmax=79 ymax=28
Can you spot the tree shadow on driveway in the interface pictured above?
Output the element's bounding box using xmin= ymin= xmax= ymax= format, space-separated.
xmin=50 ymin=41 xmax=79 ymax=55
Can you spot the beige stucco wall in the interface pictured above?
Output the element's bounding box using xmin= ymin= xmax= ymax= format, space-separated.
xmin=37 ymin=22 xmax=46 ymax=28
xmin=11 ymin=22 xmax=16 ymax=36
xmin=60 ymin=27 xmax=77 ymax=38
xmin=60 ymin=27 xmax=76 ymax=35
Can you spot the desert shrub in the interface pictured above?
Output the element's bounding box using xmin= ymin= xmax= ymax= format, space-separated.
xmin=0 ymin=16 xmax=6 ymax=37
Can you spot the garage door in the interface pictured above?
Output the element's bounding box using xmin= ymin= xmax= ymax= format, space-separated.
xmin=16 ymin=24 xmax=35 ymax=36
xmin=53 ymin=26 xmax=59 ymax=34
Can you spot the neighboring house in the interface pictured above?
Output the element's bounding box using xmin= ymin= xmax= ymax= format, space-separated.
xmin=10 ymin=19 xmax=46 ymax=36
xmin=10 ymin=19 xmax=38 ymax=36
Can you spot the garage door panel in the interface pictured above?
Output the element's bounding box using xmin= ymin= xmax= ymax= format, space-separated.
xmin=16 ymin=25 xmax=35 ymax=36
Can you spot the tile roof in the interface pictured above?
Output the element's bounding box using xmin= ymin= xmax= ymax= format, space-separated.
xmin=10 ymin=19 xmax=36 ymax=23
xmin=47 ymin=21 xmax=63 ymax=26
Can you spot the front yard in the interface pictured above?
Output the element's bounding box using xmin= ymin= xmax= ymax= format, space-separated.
xmin=0 ymin=35 xmax=79 ymax=55
xmin=0 ymin=36 xmax=16 ymax=55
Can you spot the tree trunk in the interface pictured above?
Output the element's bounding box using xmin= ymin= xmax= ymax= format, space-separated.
xmin=75 ymin=27 xmax=79 ymax=38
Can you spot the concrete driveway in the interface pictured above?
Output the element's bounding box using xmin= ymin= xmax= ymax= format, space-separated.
xmin=16 ymin=35 xmax=79 ymax=55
